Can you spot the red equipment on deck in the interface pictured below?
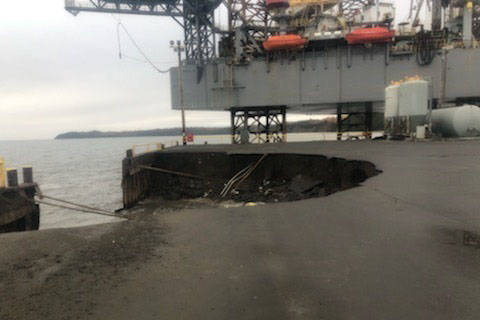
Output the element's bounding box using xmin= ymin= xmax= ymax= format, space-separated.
xmin=345 ymin=27 xmax=395 ymax=45
xmin=263 ymin=34 xmax=308 ymax=51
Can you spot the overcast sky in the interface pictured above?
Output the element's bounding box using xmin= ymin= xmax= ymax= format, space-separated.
xmin=0 ymin=0 xmax=410 ymax=140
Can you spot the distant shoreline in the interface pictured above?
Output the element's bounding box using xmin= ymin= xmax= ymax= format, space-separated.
xmin=55 ymin=116 xmax=385 ymax=140
xmin=55 ymin=119 xmax=347 ymax=140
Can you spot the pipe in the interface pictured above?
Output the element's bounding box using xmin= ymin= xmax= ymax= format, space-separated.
xmin=463 ymin=1 xmax=473 ymax=48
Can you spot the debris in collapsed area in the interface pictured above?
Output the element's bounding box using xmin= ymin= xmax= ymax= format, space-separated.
xmin=122 ymin=151 xmax=380 ymax=208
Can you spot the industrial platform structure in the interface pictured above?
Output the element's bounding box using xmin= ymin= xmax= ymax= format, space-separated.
xmin=66 ymin=0 xmax=480 ymax=142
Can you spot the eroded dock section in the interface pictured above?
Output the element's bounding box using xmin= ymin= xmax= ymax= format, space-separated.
xmin=0 ymin=165 xmax=39 ymax=233
xmin=122 ymin=149 xmax=379 ymax=209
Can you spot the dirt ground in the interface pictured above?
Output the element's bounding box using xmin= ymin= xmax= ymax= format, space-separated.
xmin=0 ymin=203 xmax=167 ymax=320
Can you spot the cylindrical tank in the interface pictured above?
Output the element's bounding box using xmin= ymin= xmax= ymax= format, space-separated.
xmin=398 ymin=79 xmax=429 ymax=117
xmin=431 ymin=104 xmax=480 ymax=137
xmin=385 ymin=83 xmax=400 ymax=118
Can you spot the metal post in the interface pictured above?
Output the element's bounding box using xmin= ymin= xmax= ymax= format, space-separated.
xmin=463 ymin=1 xmax=473 ymax=48
xmin=230 ymin=109 xmax=236 ymax=144
xmin=242 ymin=110 xmax=249 ymax=144
xmin=337 ymin=104 xmax=343 ymax=141
xmin=432 ymin=0 xmax=442 ymax=31
xmin=266 ymin=108 xmax=270 ymax=143
xmin=227 ymin=0 xmax=233 ymax=33
xmin=173 ymin=41 xmax=187 ymax=146
xmin=440 ymin=48 xmax=448 ymax=107
xmin=365 ymin=102 xmax=373 ymax=139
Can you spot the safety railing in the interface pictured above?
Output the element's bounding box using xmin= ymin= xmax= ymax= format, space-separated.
xmin=129 ymin=132 xmax=375 ymax=156
xmin=64 ymin=0 xmax=183 ymax=16
xmin=130 ymin=135 xmax=232 ymax=156
xmin=131 ymin=143 xmax=165 ymax=157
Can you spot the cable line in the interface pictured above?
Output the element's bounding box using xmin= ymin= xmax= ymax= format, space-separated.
xmin=112 ymin=15 xmax=171 ymax=74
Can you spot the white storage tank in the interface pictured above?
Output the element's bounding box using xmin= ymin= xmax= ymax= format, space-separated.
xmin=431 ymin=104 xmax=480 ymax=137
xmin=385 ymin=83 xmax=400 ymax=118
xmin=398 ymin=79 xmax=429 ymax=117
xmin=384 ymin=78 xmax=429 ymax=138
xmin=384 ymin=83 xmax=401 ymax=137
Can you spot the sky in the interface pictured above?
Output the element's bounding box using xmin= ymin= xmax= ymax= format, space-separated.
xmin=0 ymin=0 xmax=410 ymax=140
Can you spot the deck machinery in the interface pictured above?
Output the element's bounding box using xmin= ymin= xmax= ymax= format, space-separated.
xmin=66 ymin=0 xmax=480 ymax=142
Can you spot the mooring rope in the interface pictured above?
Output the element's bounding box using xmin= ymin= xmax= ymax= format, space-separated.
xmin=35 ymin=199 xmax=125 ymax=219
xmin=38 ymin=194 xmax=114 ymax=216
xmin=32 ymin=184 xmax=127 ymax=219
xmin=137 ymin=165 xmax=206 ymax=180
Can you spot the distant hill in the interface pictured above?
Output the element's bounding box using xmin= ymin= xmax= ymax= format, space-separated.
xmin=55 ymin=117 xmax=382 ymax=139
xmin=55 ymin=128 xmax=229 ymax=139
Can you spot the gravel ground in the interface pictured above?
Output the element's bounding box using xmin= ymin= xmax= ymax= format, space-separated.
xmin=0 ymin=205 xmax=166 ymax=320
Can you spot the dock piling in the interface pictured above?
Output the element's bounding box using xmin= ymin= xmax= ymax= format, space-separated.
xmin=7 ymin=169 xmax=18 ymax=187
xmin=23 ymin=167 xmax=33 ymax=184
xmin=0 ymin=161 xmax=40 ymax=233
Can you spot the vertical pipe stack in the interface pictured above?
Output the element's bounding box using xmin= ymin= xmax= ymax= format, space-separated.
xmin=463 ymin=1 xmax=473 ymax=48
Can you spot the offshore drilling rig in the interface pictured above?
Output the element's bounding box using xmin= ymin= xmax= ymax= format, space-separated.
xmin=66 ymin=0 xmax=480 ymax=143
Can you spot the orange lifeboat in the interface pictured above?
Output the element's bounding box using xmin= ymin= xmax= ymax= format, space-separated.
xmin=263 ymin=34 xmax=308 ymax=51
xmin=266 ymin=0 xmax=289 ymax=10
xmin=345 ymin=27 xmax=395 ymax=45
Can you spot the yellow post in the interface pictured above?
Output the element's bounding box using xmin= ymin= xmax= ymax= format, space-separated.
xmin=0 ymin=157 xmax=5 ymax=188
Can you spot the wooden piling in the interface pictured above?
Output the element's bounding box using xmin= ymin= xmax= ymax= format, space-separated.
xmin=122 ymin=148 xmax=160 ymax=209
xmin=7 ymin=169 xmax=18 ymax=187
xmin=23 ymin=167 xmax=33 ymax=184
xmin=0 ymin=164 xmax=39 ymax=233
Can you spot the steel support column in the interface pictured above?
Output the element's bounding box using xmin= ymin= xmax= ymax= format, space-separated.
xmin=337 ymin=104 xmax=343 ymax=141
xmin=229 ymin=106 xmax=287 ymax=144
xmin=337 ymin=103 xmax=374 ymax=140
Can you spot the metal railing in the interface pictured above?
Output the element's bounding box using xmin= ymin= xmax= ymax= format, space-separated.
xmin=65 ymin=0 xmax=183 ymax=17
xmin=131 ymin=143 xmax=165 ymax=157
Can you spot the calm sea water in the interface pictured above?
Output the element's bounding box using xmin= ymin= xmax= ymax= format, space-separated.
xmin=0 ymin=132 xmax=373 ymax=230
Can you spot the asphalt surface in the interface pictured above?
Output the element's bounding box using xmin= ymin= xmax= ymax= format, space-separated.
xmin=2 ymin=140 xmax=480 ymax=319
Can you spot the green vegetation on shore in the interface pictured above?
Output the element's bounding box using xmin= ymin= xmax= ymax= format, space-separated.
xmin=55 ymin=117 xmax=383 ymax=139
xmin=55 ymin=119 xmax=334 ymax=139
